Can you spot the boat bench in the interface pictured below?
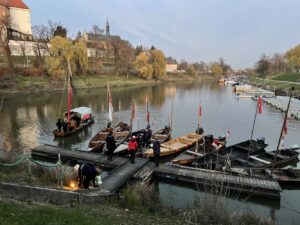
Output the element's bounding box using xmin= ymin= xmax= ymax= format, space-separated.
xmin=265 ymin=151 xmax=288 ymax=160
xmin=235 ymin=158 xmax=258 ymax=167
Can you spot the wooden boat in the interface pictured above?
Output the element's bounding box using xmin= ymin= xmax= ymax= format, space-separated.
xmin=192 ymin=139 xmax=268 ymax=168
xmin=172 ymin=135 xmax=226 ymax=165
xmin=231 ymin=167 xmax=300 ymax=186
xmin=141 ymin=132 xmax=204 ymax=158
xmin=151 ymin=127 xmax=171 ymax=144
xmin=53 ymin=107 xmax=94 ymax=137
xmin=231 ymin=147 xmax=299 ymax=168
xmin=89 ymin=122 xmax=131 ymax=153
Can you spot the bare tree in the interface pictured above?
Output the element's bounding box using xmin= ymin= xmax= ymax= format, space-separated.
xmin=32 ymin=25 xmax=49 ymax=67
xmin=0 ymin=11 xmax=14 ymax=74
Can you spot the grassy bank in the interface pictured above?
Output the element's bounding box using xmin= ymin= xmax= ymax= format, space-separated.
xmin=248 ymin=76 xmax=300 ymax=93
xmin=0 ymin=73 xmax=208 ymax=95
xmin=270 ymin=73 xmax=300 ymax=82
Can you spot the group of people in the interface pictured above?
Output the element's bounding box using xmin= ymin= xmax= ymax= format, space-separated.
xmin=75 ymin=124 xmax=162 ymax=189
xmin=56 ymin=116 xmax=82 ymax=134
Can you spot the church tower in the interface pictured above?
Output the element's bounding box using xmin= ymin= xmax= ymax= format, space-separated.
xmin=106 ymin=18 xmax=110 ymax=36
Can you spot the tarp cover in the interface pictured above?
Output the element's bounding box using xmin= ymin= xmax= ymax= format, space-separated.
xmin=65 ymin=107 xmax=92 ymax=119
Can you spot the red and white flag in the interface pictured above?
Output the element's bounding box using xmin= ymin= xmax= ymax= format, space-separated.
xmin=107 ymin=84 xmax=113 ymax=122
xmin=131 ymin=103 xmax=136 ymax=120
xmin=198 ymin=104 xmax=202 ymax=118
xmin=258 ymin=95 xmax=263 ymax=114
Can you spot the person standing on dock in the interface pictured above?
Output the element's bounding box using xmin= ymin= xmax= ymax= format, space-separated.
xmin=152 ymin=140 xmax=160 ymax=167
xmin=56 ymin=119 xmax=63 ymax=132
xmin=106 ymin=130 xmax=116 ymax=161
xmin=128 ymin=136 xmax=138 ymax=163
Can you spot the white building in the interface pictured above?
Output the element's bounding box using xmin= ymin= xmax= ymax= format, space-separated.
xmin=166 ymin=63 xmax=178 ymax=73
xmin=0 ymin=0 xmax=32 ymax=40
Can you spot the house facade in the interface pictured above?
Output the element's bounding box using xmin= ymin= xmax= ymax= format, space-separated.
xmin=0 ymin=0 xmax=32 ymax=41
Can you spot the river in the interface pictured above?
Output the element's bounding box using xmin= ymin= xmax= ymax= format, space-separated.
xmin=0 ymin=80 xmax=300 ymax=224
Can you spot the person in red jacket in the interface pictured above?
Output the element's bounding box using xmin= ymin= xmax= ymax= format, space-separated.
xmin=128 ymin=136 xmax=138 ymax=163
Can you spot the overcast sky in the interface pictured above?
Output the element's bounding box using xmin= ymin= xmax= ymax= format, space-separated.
xmin=26 ymin=0 xmax=300 ymax=69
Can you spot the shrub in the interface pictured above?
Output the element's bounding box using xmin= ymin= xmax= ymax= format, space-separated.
xmin=21 ymin=68 xmax=44 ymax=77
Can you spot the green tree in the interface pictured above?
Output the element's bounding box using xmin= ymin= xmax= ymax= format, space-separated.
xmin=134 ymin=53 xmax=153 ymax=80
xmin=210 ymin=63 xmax=223 ymax=76
xmin=286 ymin=44 xmax=300 ymax=72
xmin=149 ymin=49 xmax=166 ymax=79
xmin=47 ymin=36 xmax=88 ymax=77
xmin=74 ymin=39 xmax=88 ymax=75
xmin=186 ymin=65 xmax=196 ymax=76
xmin=255 ymin=54 xmax=270 ymax=76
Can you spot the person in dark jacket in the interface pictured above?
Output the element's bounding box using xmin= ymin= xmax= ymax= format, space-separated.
xmin=128 ymin=136 xmax=138 ymax=163
xmin=144 ymin=125 xmax=152 ymax=148
xmin=78 ymin=163 xmax=101 ymax=189
xmin=106 ymin=130 xmax=116 ymax=161
xmin=56 ymin=118 xmax=63 ymax=132
xmin=152 ymin=140 xmax=160 ymax=167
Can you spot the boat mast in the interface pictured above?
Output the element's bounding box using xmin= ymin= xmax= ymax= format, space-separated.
xmin=271 ymin=87 xmax=294 ymax=174
xmin=248 ymin=94 xmax=262 ymax=160
xmin=170 ymin=89 xmax=175 ymax=135
xmin=0 ymin=96 xmax=4 ymax=113
xmin=67 ymin=61 xmax=72 ymax=125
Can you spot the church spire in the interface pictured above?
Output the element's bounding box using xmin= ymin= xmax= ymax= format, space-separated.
xmin=106 ymin=18 xmax=110 ymax=36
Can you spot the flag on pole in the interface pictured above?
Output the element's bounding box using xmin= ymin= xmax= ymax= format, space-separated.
xmin=198 ymin=104 xmax=202 ymax=117
xmin=107 ymin=84 xmax=113 ymax=122
xmin=131 ymin=103 xmax=136 ymax=120
xmin=226 ymin=128 xmax=231 ymax=139
xmin=258 ymin=95 xmax=263 ymax=114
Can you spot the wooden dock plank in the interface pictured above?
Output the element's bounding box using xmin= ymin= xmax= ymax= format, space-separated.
xmin=98 ymin=157 xmax=149 ymax=193
xmin=156 ymin=164 xmax=282 ymax=199
xmin=31 ymin=145 xmax=128 ymax=169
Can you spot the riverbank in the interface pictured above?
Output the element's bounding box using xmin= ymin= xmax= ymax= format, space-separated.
xmin=248 ymin=76 xmax=300 ymax=93
xmin=0 ymin=195 xmax=276 ymax=225
xmin=0 ymin=73 xmax=212 ymax=95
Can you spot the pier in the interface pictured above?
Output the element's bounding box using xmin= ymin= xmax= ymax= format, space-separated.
xmin=155 ymin=164 xmax=282 ymax=199
xmin=261 ymin=96 xmax=300 ymax=120
xmin=31 ymin=145 xmax=128 ymax=169
xmin=31 ymin=145 xmax=282 ymax=199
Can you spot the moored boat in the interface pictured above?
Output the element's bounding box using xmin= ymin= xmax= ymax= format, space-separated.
xmin=151 ymin=126 xmax=171 ymax=144
xmin=89 ymin=122 xmax=130 ymax=153
xmin=230 ymin=147 xmax=299 ymax=169
xmin=142 ymin=132 xmax=204 ymax=158
xmin=53 ymin=107 xmax=94 ymax=137
xmin=172 ymin=134 xmax=226 ymax=165
xmin=192 ymin=138 xmax=268 ymax=168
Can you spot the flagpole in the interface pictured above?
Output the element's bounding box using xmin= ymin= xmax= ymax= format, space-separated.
xmin=248 ymin=95 xmax=261 ymax=160
xmin=0 ymin=96 xmax=4 ymax=113
xmin=170 ymin=90 xmax=175 ymax=135
xmin=271 ymin=87 xmax=294 ymax=174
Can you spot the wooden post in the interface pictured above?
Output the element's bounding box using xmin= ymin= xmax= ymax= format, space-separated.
xmin=271 ymin=87 xmax=294 ymax=174
xmin=170 ymin=90 xmax=175 ymax=135
xmin=0 ymin=96 xmax=4 ymax=113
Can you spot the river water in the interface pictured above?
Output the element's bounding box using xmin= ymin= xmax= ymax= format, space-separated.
xmin=0 ymin=81 xmax=300 ymax=224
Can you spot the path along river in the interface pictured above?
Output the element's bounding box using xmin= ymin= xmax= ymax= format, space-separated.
xmin=0 ymin=80 xmax=300 ymax=224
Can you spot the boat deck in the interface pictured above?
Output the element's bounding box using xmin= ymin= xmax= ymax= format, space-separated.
xmin=31 ymin=145 xmax=128 ymax=169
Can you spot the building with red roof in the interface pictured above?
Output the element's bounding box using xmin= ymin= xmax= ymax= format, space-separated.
xmin=0 ymin=0 xmax=32 ymax=40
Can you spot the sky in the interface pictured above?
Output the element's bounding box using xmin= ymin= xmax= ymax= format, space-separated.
xmin=26 ymin=0 xmax=300 ymax=69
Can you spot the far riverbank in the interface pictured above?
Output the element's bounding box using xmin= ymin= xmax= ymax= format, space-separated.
xmin=0 ymin=73 xmax=215 ymax=95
